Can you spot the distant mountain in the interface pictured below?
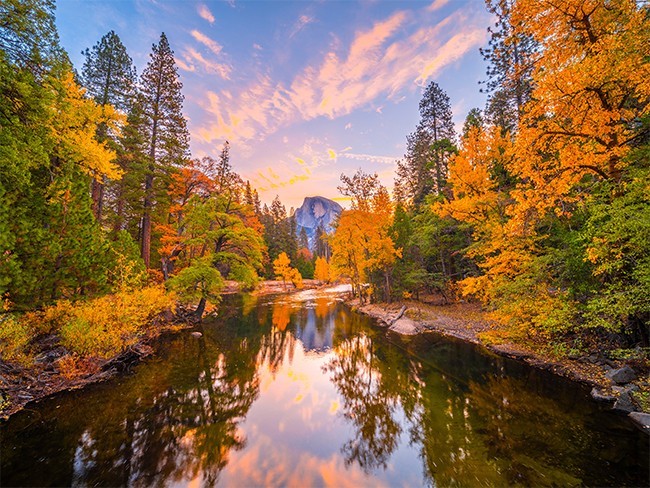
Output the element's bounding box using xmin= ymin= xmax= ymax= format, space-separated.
xmin=294 ymin=196 xmax=343 ymax=248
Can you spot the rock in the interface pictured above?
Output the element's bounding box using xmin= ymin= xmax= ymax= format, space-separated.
xmin=294 ymin=196 xmax=343 ymax=248
xmin=190 ymin=331 xmax=203 ymax=338
xmin=612 ymin=392 xmax=636 ymax=413
xmin=612 ymin=384 xmax=639 ymax=394
xmin=628 ymin=412 xmax=650 ymax=434
xmin=605 ymin=365 xmax=637 ymax=384
xmin=591 ymin=388 xmax=616 ymax=403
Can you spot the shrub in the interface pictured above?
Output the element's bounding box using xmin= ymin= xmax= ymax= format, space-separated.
xmin=58 ymin=286 xmax=175 ymax=358
xmin=0 ymin=315 xmax=33 ymax=365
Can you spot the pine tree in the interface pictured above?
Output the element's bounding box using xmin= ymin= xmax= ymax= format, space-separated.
xmin=138 ymin=32 xmax=189 ymax=267
xmin=0 ymin=0 xmax=60 ymax=69
xmin=81 ymin=30 xmax=136 ymax=220
xmin=395 ymin=82 xmax=456 ymax=206
xmin=480 ymin=0 xmax=537 ymax=131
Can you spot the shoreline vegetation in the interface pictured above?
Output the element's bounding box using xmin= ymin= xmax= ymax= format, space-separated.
xmin=0 ymin=280 xmax=323 ymax=420
xmin=348 ymin=295 xmax=650 ymax=433
xmin=3 ymin=279 xmax=648 ymax=438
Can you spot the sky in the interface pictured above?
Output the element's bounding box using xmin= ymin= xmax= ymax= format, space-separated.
xmin=55 ymin=0 xmax=492 ymax=209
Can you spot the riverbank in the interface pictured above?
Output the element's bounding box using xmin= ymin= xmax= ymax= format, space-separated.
xmin=0 ymin=280 xmax=332 ymax=420
xmin=222 ymin=279 xmax=322 ymax=296
xmin=0 ymin=320 xmax=192 ymax=420
xmin=349 ymin=298 xmax=650 ymax=431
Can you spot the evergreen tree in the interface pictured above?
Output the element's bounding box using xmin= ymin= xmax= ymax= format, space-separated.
xmin=0 ymin=0 xmax=60 ymax=69
xmin=480 ymin=0 xmax=537 ymax=131
xmin=395 ymin=82 xmax=456 ymax=206
xmin=138 ymin=32 xmax=189 ymax=267
xmin=81 ymin=30 xmax=136 ymax=220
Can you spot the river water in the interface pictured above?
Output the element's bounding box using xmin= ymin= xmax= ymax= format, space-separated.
xmin=1 ymin=292 xmax=648 ymax=486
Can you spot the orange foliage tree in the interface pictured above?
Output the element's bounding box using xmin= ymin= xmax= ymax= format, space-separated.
xmin=331 ymin=171 xmax=401 ymax=303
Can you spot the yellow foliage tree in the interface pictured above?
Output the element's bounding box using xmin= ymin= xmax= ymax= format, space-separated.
xmin=437 ymin=0 xmax=650 ymax=338
xmin=330 ymin=181 xmax=400 ymax=303
xmin=511 ymin=0 xmax=650 ymax=218
xmin=50 ymin=71 xmax=124 ymax=181
xmin=273 ymin=252 xmax=302 ymax=290
xmin=314 ymin=256 xmax=330 ymax=283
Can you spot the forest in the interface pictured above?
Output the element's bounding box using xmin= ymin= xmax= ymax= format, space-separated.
xmin=0 ymin=0 xmax=649 ymax=393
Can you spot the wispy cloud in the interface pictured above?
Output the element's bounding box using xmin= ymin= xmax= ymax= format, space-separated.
xmin=197 ymin=3 xmax=215 ymax=23
xmin=289 ymin=14 xmax=315 ymax=39
xmin=179 ymin=47 xmax=231 ymax=79
xmin=341 ymin=152 xmax=398 ymax=165
xmin=177 ymin=30 xmax=231 ymax=79
xmin=190 ymin=30 xmax=223 ymax=55
xmin=195 ymin=4 xmax=487 ymax=145
xmin=427 ymin=0 xmax=450 ymax=12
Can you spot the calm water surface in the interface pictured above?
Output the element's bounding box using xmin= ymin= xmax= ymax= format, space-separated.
xmin=1 ymin=292 xmax=648 ymax=487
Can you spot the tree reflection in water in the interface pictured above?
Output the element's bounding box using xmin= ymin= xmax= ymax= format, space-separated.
xmin=1 ymin=295 xmax=647 ymax=487
xmin=324 ymin=335 xmax=401 ymax=472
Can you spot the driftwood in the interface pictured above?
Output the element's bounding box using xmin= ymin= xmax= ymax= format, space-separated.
xmin=388 ymin=306 xmax=407 ymax=326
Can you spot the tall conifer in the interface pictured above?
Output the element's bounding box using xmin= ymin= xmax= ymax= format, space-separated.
xmin=138 ymin=33 xmax=189 ymax=267
xmin=81 ymin=30 xmax=136 ymax=220
xmin=395 ymin=82 xmax=456 ymax=205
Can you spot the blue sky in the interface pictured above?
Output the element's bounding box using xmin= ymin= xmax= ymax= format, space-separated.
xmin=56 ymin=0 xmax=492 ymax=209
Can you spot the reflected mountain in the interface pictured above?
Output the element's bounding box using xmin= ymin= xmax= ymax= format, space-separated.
xmin=1 ymin=294 xmax=647 ymax=487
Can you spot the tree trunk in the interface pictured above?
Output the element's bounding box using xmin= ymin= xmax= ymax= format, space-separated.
xmin=141 ymin=170 xmax=153 ymax=268
xmin=195 ymin=297 xmax=207 ymax=322
xmin=384 ymin=270 xmax=392 ymax=304
xmin=91 ymin=178 xmax=103 ymax=221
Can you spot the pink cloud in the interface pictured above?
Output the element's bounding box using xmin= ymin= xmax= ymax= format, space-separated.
xmin=178 ymin=47 xmax=231 ymax=79
xmin=197 ymin=3 xmax=215 ymax=23
xmin=194 ymin=5 xmax=487 ymax=145
xmin=190 ymin=30 xmax=223 ymax=55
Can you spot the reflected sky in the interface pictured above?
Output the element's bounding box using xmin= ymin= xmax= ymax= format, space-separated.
xmin=1 ymin=293 xmax=648 ymax=487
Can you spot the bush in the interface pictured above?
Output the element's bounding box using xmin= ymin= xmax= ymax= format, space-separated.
xmin=59 ymin=286 xmax=175 ymax=358
xmin=0 ymin=315 xmax=32 ymax=365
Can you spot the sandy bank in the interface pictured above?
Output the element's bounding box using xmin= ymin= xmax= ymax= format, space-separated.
xmin=348 ymin=298 xmax=650 ymax=426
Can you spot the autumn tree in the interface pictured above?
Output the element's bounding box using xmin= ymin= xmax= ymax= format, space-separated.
xmin=138 ymin=32 xmax=189 ymax=267
xmin=314 ymin=256 xmax=330 ymax=283
xmin=81 ymin=30 xmax=136 ymax=220
xmin=331 ymin=171 xmax=400 ymax=303
xmin=432 ymin=0 xmax=650 ymax=343
xmin=273 ymin=252 xmax=302 ymax=290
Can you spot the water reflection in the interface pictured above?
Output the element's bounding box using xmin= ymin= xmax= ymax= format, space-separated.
xmin=1 ymin=294 xmax=647 ymax=487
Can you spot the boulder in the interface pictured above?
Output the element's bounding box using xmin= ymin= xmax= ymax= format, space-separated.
xmin=628 ymin=412 xmax=650 ymax=435
xmin=612 ymin=392 xmax=635 ymax=413
xmin=590 ymin=388 xmax=616 ymax=403
xmin=612 ymin=384 xmax=639 ymax=394
xmin=605 ymin=365 xmax=637 ymax=384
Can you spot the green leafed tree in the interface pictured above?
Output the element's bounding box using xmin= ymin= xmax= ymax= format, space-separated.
xmin=138 ymin=32 xmax=189 ymax=268
xmin=81 ymin=30 xmax=136 ymax=220
xmin=395 ymin=82 xmax=456 ymax=207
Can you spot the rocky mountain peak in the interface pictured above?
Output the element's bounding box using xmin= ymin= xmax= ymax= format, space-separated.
xmin=294 ymin=196 xmax=343 ymax=247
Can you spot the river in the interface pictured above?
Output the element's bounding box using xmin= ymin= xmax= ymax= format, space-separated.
xmin=1 ymin=291 xmax=648 ymax=486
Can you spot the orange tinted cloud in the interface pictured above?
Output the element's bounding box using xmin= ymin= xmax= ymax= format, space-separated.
xmin=194 ymin=5 xmax=486 ymax=145
xmin=197 ymin=4 xmax=215 ymax=23
xmin=190 ymin=30 xmax=223 ymax=55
